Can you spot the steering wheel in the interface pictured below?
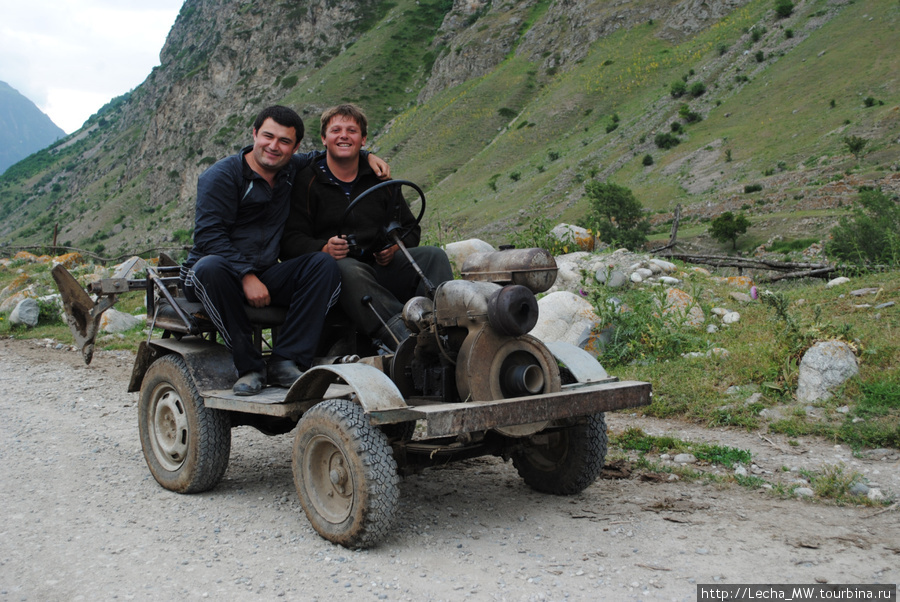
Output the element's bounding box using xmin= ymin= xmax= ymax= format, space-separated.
xmin=338 ymin=179 xmax=426 ymax=258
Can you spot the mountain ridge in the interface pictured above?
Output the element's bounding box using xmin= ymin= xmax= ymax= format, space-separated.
xmin=0 ymin=0 xmax=897 ymax=257
xmin=0 ymin=81 xmax=66 ymax=176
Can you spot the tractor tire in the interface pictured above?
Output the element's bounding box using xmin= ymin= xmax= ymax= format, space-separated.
xmin=138 ymin=354 xmax=231 ymax=493
xmin=293 ymin=399 xmax=400 ymax=548
xmin=511 ymin=413 xmax=608 ymax=495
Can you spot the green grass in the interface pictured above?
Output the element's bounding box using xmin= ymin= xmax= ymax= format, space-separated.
xmin=283 ymin=0 xmax=453 ymax=138
xmin=610 ymin=427 xmax=890 ymax=504
xmin=591 ymin=263 xmax=900 ymax=450
xmin=613 ymin=427 xmax=752 ymax=468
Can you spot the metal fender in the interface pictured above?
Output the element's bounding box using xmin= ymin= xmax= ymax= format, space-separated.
xmin=284 ymin=363 xmax=408 ymax=413
xmin=543 ymin=340 xmax=612 ymax=384
xmin=129 ymin=337 xmax=236 ymax=393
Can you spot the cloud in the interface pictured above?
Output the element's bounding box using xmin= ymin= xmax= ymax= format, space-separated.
xmin=0 ymin=0 xmax=183 ymax=133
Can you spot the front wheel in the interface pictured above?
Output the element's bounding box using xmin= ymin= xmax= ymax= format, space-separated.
xmin=293 ymin=399 xmax=400 ymax=548
xmin=511 ymin=413 xmax=608 ymax=495
xmin=138 ymin=354 xmax=231 ymax=493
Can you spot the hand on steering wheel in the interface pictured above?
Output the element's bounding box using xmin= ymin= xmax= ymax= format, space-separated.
xmin=338 ymin=180 xmax=426 ymax=258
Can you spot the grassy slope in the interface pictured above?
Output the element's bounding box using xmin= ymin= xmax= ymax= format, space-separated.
xmin=375 ymin=0 xmax=899 ymax=245
xmin=281 ymin=0 xmax=453 ymax=141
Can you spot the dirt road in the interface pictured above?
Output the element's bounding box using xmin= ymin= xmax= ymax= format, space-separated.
xmin=1 ymin=338 xmax=897 ymax=601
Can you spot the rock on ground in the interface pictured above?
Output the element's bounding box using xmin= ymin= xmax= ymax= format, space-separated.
xmin=797 ymin=340 xmax=859 ymax=403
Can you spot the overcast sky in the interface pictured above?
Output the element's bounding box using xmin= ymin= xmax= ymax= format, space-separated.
xmin=0 ymin=0 xmax=184 ymax=134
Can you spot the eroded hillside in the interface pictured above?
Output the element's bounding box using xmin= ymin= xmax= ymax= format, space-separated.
xmin=0 ymin=0 xmax=897 ymax=257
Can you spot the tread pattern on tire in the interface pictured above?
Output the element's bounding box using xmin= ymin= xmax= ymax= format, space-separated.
xmin=139 ymin=354 xmax=231 ymax=494
xmin=293 ymin=399 xmax=400 ymax=548
xmin=511 ymin=413 xmax=608 ymax=495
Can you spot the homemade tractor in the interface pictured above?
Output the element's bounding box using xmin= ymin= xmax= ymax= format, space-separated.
xmin=52 ymin=181 xmax=651 ymax=548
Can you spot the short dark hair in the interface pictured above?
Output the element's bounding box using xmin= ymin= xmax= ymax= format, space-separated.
xmin=320 ymin=103 xmax=368 ymax=139
xmin=253 ymin=105 xmax=305 ymax=144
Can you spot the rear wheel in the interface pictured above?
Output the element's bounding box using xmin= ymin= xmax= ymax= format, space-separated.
xmin=293 ymin=399 xmax=400 ymax=548
xmin=511 ymin=413 xmax=608 ymax=495
xmin=138 ymin=354 xmax=231 ymax=493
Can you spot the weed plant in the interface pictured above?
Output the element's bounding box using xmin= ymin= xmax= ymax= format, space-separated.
xmin=508 ymin=214 xmax=574 ymax=256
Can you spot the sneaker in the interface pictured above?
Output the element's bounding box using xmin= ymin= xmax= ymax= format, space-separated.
xmin=233 ymin=370 xmax=265 ymax=396
xmin=267 ymin=359 xmax=304 ymax=388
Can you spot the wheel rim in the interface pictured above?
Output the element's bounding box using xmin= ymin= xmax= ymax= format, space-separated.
xmin=149 ymin=383 xmax=190 ymax=471
xmin=302 ymin=434 xmax=354 ymax=524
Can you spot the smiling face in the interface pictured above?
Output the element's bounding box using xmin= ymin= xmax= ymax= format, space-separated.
xmin=321 ymin=114 xmax=366 ymax=163
xmin=246 ymin=117 xmax=301 ymax=177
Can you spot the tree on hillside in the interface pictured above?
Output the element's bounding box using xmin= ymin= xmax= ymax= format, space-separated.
xmin=709 ymin=211 xmax=751 ymax=250
xmin=826 ymin=188 xmax=900 ymax=266
xmin=581 ymin=182 xmax=651 ymax=251
xmin=843 ymin=135 xmax=868 ymax=160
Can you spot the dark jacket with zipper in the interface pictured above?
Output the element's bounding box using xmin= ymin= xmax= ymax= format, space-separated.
xmin=280 ymin=156 xmax=420 ymax=262
xmin=184 ymin=146 xmax=338 ymax=275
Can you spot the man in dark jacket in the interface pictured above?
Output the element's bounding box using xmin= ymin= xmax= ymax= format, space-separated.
xmin=182 ymin=105 xmax=390 ymax=395
xmin=281 ymin=103 xmax=452 ymax=350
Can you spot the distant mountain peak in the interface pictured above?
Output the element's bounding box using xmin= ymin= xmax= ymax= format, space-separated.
xmin=0 ymin=80 xmax=66 ymax=174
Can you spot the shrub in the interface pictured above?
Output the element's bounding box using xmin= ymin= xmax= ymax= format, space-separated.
xmin=642 ymin=154 xmax=654 ymax=166
xmin=679 ymin=104 xmax=702 ymax=123
xmin=37 ymin=298 xmax=63 ymax=326
xmin=775 ymin=0 xmax=794 ymax=18
xmin=509 ymin=171 xmax=521 ymax=182
xmin=581 ymin=181 xmax=651 ymax=251
xmin=826 ymin=188 xmax=900 ymax=266
xmin=670 ymin=121 xmax=683 ymax=133
xmin=863 ymin=97 xmax=876 ymax=108
xmin=172 ymin=228 xmax=193 ymax=245
xmin=654 ymin=132 xmax=681 ymax=149
xmin=755 ymin=50 xmax=765 ymax=62
xmin=689 ymin=82 xmax=706 ymax=97
xmin=669 ymin=80 xmax=687 ymax=97
xmin=843 ymin=135 xmax=868 ymax=159
xmin=785 ymin=28 xmax=794 ymax=39
xmin=497 ymin=107 xmax=517 ymax=119
xmin=280 ymin=75 xmax=298 ymax=89
xmin=744 ymin=183 xmax=763 ymax=193
xmin=548 ymin=150 xmax=561 ymax=161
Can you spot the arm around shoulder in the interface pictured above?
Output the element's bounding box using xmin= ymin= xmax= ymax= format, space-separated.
xmin=280 ymin=168 xmax=331 ymax=260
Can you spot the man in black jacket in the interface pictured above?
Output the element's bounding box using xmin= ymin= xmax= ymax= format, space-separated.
xmin=281 ymin=103 xmax=452 ymax=350
xmin=182 ymin=105 xmax=390 ymax=395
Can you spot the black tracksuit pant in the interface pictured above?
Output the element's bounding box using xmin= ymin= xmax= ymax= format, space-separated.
xmin=183 ymin=253 xmax=340 ymax=376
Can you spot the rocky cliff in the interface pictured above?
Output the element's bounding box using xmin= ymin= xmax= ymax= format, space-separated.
xmin=0 ymin=0 xmax=896 ymax=257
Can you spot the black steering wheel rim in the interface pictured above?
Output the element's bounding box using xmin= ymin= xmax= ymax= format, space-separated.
xmin=338 ymin=179 xmax=426 ymax=254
